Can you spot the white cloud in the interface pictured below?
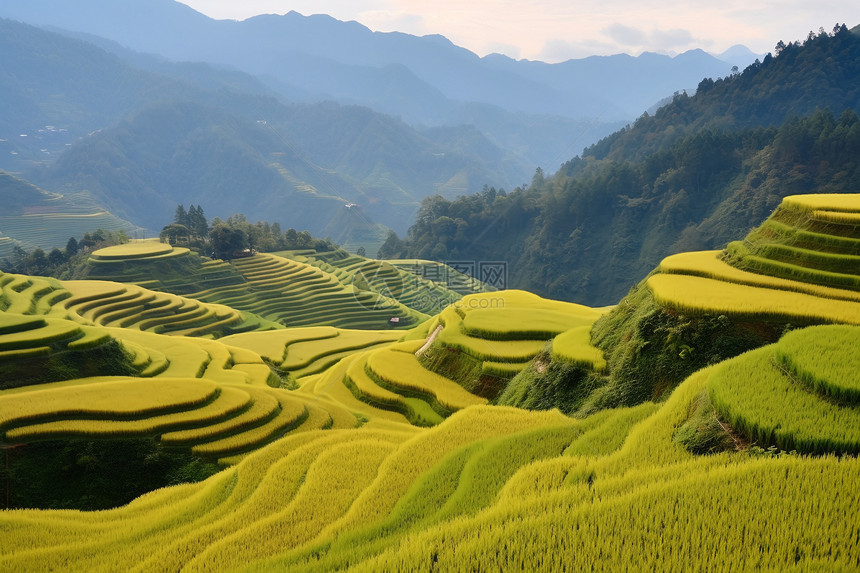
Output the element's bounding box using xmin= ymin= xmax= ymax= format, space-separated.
xmin=602 ymin=23 xmax=647 ymax=46
xmin=651 ymin=28 xmax=698 ymax=51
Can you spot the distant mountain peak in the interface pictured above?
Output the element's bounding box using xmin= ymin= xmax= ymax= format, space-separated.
xmin=714 ymin=44 xmax=766 ymax=70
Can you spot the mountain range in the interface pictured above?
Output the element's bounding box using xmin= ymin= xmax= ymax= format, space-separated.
xmin=383 ymin=25 xmax=860 ymax=304
xmin=0 ymin=0 xmax=761 ymax=251
xmin=0 ymin=0 xmax=754 ymax=170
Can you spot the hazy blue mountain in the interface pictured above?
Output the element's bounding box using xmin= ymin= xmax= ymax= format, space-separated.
xmin=1 ymin=18 xmax=531 ymax=240
xmin=716 ymin=45 xmax=767 ymax=70
xmin=0 ymin=0 xmax=739 ymax=123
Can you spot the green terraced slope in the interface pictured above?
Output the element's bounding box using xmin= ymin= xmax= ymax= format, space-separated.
xmin=650 ymin=194 xmax=860 ymax=324
xmin=227 ymin=253 xmax=426 ymax=329
xmin=78 ymin=243 xmax=426 ymax=330
xmin=276 ymin=250 xmax=492 ymax=315
xmin=0 ymin=172 xmax=142 ymax=252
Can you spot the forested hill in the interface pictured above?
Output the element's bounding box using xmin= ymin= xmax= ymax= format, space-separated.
xmin=585 ymin=24 xmax=860 ymax=161
xmin=380 ymin=25 xmax=860 ymax=305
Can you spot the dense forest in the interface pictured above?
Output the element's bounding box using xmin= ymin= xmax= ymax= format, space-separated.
xmin=380 ymin=25 xmax=860 ymax=304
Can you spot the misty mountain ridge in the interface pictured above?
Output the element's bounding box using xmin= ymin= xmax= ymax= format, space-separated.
xmin=0 ymin=0 xmax=750 ymax=125
xmin=0 ymin=18 xmax=534 ymax=246
xmin=0 ymin=1 xmax=779 ymax=257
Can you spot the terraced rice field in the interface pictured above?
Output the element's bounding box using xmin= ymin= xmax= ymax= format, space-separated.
xmin=0 ymin=235 xmax=23 ymax=261
xmin=0 ymin=272 xmax=70 ymax=317
xmin=651 ymin=194 xmax=860 ymax=324
xmin=63 ymin=280 xmax=263 ymax=337
xmin=427 ymin=291 xmax=610 ymax=384
xmin=724 ymin=193 xmax=860 ymax=288
xmin=0 ymin=210 xmax=142 ymax=252
xmin=295 ymin=290 xmax=610 ymax=425
xmin=0 ymin=188 xmax=142 ymax=251
xmin=222 ymin=326 xmax=402 ymax=384
xmin=3 ymin=366 xmax=859 ymax=572
xmin=81 ymin=241 xmax=251 ymax=294
xmin=708 ymin=324 xmax=860 ymax=454
xmin=0 ymin=313 xmax=110 ymax=359
xmin=551 ymin=325 xmax=607 ymax=371
xmin=277 ymin=250 xmax=489 ymax=315
xmin=78 ymin=245 xmax=468 ymax=330
xmin=0 ymin=375 xmax=355 ymax=460
xmin=4 ymin=194 xmax=860 ymax=570
xmin=389 ymin=258 xmax=493 ymax=296
xmin=227 ymin=253 xmax=425 ymax=329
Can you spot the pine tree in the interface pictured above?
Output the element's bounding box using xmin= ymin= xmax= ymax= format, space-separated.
xmin=174 ymin=205 xmax=188 ymax=227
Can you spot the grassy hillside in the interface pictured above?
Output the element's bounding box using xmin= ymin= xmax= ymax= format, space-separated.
xmin=0 ymin=171 xmax=142 ymax=256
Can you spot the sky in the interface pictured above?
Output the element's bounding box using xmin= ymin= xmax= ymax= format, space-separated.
xmin=179 ymin=0 xmax=859 ymax=62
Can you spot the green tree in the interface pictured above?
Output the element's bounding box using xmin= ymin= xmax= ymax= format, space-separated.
xmin=209 ymin=223 xmax=247 ymax=260
xmin=65 ymin=237 xmax=79 ymax=257
xmin=159 ymin=223 xmax=190 ymax=246
xmin=377 ymin=230 xmax=404 ymax=259
xmin=174 ymin=204 xmax=188 ymax=227
xmin=47 ymin=248 xmax=66 ymax=267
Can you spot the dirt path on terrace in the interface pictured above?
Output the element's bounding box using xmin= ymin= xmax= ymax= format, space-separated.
xmin=415 ymin=324 xmax=443 ymax=357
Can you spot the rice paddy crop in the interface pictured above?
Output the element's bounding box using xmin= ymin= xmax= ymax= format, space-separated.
xmin=650 ymin=195 xmax=860 ymax=326
xmin=461 ymin=306 xmax=601 ymax=340
xmin=62 ymin=280 xmax=254 ymax=338
xmin=780 ymin=193 xmax=860 ymax=213
xmin=227 ymin=253 xmax=426 ymax=330
xmin=774 ymin=325 xmax=860 ymax=404
xmin=366 ymin=347 xmax=487 ymax=411
xmin=90 ymin=240 xmax=180 ymax=260
xmin=709 ymin=341 xmax=860 ymax=454
xmin=658 ymin=250 xmax=860 ymax=301
xmin=551 ymin=325 xmax=607 ymax=371
xmin=0 ymin=377 xmax=218 ymax=436
xmin=4 ymin=384 xmax=250 ymax=442
xmin=3 ymin=350 xmax=860 ymax=571
xmin=647 ymin=273 xmax=860 ymax=324
xmin=3 ymin=193 xmax=860 ymax=571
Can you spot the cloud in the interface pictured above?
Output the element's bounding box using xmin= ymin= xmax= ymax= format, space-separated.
xmin=537 ymin=38 xmax=620 ymax=62
xmin=602 ymin=23 xmax=647 ymax=46
xmin=597 ymin=23 xmax=701 ymax=53
xmin=651 ymin=28 xmax=697 ymax=50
